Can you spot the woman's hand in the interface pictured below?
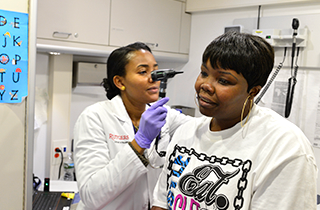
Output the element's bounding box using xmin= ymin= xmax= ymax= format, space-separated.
xmin=135 ymin=97 xmax=169 ymax=148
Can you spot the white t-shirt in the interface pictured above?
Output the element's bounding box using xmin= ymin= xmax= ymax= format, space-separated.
xmin=153 ymin=104 xmax=317 ymax=210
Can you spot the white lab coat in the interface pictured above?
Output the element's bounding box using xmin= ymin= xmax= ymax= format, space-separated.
xmin=73 ymin=95 xmax=191 ymax=210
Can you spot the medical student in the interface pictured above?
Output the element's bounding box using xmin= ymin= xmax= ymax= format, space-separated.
xmin=73 ymin=42 xmax=192 ymax=210
xmin=152 ymin=31 xmax=317 ymax=210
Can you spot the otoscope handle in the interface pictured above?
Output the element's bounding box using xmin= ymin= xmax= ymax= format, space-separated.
xmin=159 ymin=92 xmax=166 ymax=98
xmin=285 ymin=18 xmax=300 ymax=118
xmin=285 ymin=77 xmax=297 ymax=118
xmin=159 ymin=80 xmax=167 ymax=98
xmin=291 ymin=42 xmax=296 ymax=69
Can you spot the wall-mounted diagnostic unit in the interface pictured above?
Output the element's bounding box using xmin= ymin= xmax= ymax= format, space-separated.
xmin=252 ymin=18 xmax=306 ymax=118
xmin=252 ymin=27 xmax=308 ymax=48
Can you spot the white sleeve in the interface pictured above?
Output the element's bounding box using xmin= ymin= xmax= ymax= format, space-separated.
xmin=73 ymin=110 xmax=147 ymax=209
xmin=152 ymin=159 xmax=169 ymax=209
xmin=166 ymin=106 xmax=193 ymax=137
xmin=251 ymin=154 xmax=317 ymax=210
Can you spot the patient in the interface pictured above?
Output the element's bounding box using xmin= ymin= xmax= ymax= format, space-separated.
xmin=152 ymin=31 xmax=317 ymax=210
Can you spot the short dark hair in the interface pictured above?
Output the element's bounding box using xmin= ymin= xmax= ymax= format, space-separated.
xmin=102 ymin=42 xmax=152 ymax=99
xmin=202 ymin=31 xmax=274 ymax=92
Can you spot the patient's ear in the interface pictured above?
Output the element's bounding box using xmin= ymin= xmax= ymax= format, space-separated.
xmin=249 ymin=86 xmax=262 ymax=97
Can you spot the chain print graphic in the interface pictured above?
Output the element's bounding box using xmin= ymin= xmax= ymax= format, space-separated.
xmin=166 ymin=144 xmax=252 ymax=210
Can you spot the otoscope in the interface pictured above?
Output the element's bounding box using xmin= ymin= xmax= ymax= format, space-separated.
xmin=151 ymin=69 xmax=183 ymax=98
xmin=285 ymin=18 xmax=300 ymax=118
xmin=149 ymin=69 xmax=183 ymax=162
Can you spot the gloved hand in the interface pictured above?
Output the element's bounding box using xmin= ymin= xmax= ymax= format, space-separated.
xmin=135 ymin=97 xmax=169 ymax=149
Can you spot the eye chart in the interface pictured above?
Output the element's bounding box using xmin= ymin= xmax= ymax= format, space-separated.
xmin=0 ymin=9 xmax=28 ymax=103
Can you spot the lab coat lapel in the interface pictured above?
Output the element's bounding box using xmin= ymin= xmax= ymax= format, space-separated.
xmin=110 ymin=95 xmax=131 ymax=123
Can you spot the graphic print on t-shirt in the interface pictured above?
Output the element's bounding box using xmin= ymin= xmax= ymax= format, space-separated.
xmin=166 ymin=144 xmax=252 ymax=210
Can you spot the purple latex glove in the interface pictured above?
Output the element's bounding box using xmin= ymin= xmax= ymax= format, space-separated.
xmin=135 ymin=97 xmax=169 ymax=149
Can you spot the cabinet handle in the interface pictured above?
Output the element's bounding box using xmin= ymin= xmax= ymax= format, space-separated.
xmin=52 ymin=31 xmax=72 ymax=39
xmin=145 ymin=42 xmax=159 ymax=48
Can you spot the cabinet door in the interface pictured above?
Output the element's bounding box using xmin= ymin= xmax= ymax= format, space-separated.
xmin=179 ymin=2 xmax=191 ymax=54
xmin=37 ymin=0 xmax=110 ymax=46
xmin=110 ymin=0 xmax=182 ymax=53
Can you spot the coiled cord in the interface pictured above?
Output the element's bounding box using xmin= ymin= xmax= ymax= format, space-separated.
xmin=255 ymin=47 xmax=287 ymax=104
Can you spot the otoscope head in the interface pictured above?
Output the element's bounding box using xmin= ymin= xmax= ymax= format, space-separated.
xmin=151 ymin=69 xmax=183 ymax=82
xmin=151 ymin=69 xmax=184 ymax=98
xmin=292 ymin=18 xmax=299 ymax=30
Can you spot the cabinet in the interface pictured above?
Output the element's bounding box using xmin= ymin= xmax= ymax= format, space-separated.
xmin=36 ymin=0 xmax=190 ymax=60
xmin=179 ymin=2 xmax=191 ymax=54
xmin=110 ymin=0 xmax=190 ymax=54
xmin=37 ymin=0 xmax=110 ymax=46
xmin=186 ymin=0 xmax=318 ymax=12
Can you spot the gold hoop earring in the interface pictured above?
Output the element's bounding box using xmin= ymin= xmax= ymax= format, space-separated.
xmin=241 ymin=96 xmax=253 ymax=127
xmin=194 ymin=92 xmax=199 ymax=108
